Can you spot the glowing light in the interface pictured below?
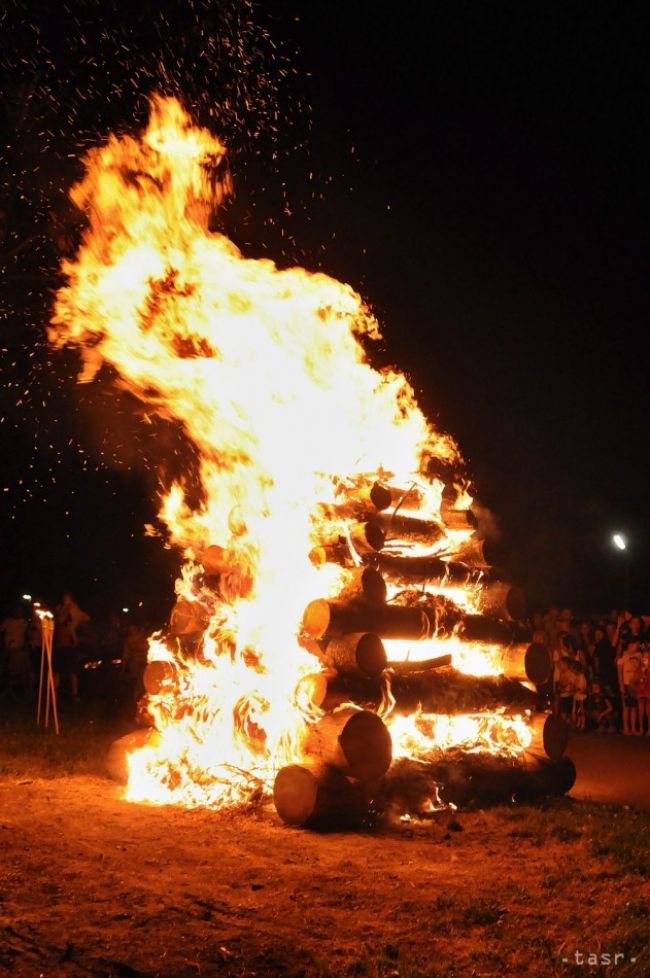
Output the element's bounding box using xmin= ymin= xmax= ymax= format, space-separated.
xmin=613 ymin=533 xmax=627 ymax=551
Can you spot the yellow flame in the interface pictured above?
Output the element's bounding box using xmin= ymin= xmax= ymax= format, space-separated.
xmin=49 ymin=97 xmax=473 ymax=807
xmin=388 ymin=710 xmax=533 ymax=760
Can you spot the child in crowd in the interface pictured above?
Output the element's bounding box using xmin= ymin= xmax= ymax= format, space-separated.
xmin=618 ymin=639 xmax=642 ymax=735
xmin=589 ymin=681 xmax=615 ymax=732
xmin=556 ymin=653 xmax=586 ymax=725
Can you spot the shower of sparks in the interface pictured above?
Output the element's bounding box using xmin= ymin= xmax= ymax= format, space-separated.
xmin=0 ymin=1 xmax=342 ymax=535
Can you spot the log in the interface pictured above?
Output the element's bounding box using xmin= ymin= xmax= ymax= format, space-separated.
xmin=309 ymin=541 xmax=351 ymax=567
xmin=273 ymin=762 xmax=369 ymax=829
xmin=302 ymin=707 xmax=392 ymax=781
xmin=477 ymin=582 xmax=527 ymax=621
xmin=439 ymin=507 xmax=477 ymax=531
xmin=337 ymin=566 xmax=387 ymax=606
xmin=499 ymin=641 xmax=551 ymax=685
xmin=301 ymin=598 xmax=516 ymax=646
xmin=143 ymin=659 xmax=178 ymax=696
xmin=373 ymin=511 xmax=444 ymax=546
xmin=528 ymin=713 xmax=569 ymax=762
xmin=378 ymin=751 xmax=576 ymax=813
xmin=301 ymin=599 xmax=432 ymax=641
xmin=448 ymin=536 xmax=491 ymax=568
xmin=169 ymin=597 xmax=211 ymax=635
xmin=380 ymin=484 xmax=426 ymax=511
xmin=372 ymin=552 xmax=491 ymax=587
xmin=331 ymin=481 xmax=393 ymax=514
xmin=326 ymin=665 xmax=538 ymax=716
xmin=295 ymin=672 xmax=329 ymax=709
xmin=200 ymin=544 xmax=227 ymax=575
xmin=317 ymin=521 xmax=385 ymax=555
xmin=321 ymin=632 xmax=387 ymax=678
xmin=105 ymin=728 xmax=160 ymax=785
xmin=387 ymin=653 xmax=453 ymax=673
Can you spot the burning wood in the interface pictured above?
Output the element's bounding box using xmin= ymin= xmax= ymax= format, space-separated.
xmin=48 ymin=97 xmax=576 ymax=825
xmin=379 ymin=752 xmax=577 ymax=813
xmin=326 ymin=666 xmax=538 ymax=716
xmin=302 ymin=707 xmax=393 ymax=782
xmin=301 ymin=597 xmax=524 ymax=647
xmin=273 ymin=762 xmax=369 ymax=829
xmin=319 ymin=632 xmax=387 ymax=678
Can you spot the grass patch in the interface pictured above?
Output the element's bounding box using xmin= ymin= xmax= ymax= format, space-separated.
xmin=0 ymin=710 xmax=130 ymax=779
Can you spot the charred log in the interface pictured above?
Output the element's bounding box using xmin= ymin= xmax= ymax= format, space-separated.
xmin=378 ymin=751 xmax=576 ymax=813
xmin=373 ymin=511 xmax=444 ymax=546
xmin=325 ymin=665 xmax=537 ymax=715
xmin=439 ymin=507 xmax=477 ymax=531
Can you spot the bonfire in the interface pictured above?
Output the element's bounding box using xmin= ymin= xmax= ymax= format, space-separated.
xmin=49 ymin=97 xmax=574 ymax=827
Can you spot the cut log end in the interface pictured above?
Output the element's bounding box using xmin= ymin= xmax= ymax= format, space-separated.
xmin=323 ymin=632 xmax=387 ymax=678
xmin=541 ymin=713 xmax=570 ymax=763
xmin=143 ymin=659 xmax=178 ymax=696
xmin=355 ymin=632 xmax=386 ymax=678
xmin=105 ymin=728 xmax=159 ymax=785
xmin=303 ymin=707 xmax=393 ymax=781
xmin=169 ymin=598 xmax=210 ymax=636
xmin=369 ymin=482 xmax=393 ymax=511
xmin=525 ymin=642 xmax=552 ymax=685
xmin=339 ymin=709 xmax=393 ymax=782
xmin=273 ymin=763 xmax=367 ymax=829
xmin=364 ymin=521 xmax=386 ymax=553
xmin=301 ymin=599 xmax=331 ymax=640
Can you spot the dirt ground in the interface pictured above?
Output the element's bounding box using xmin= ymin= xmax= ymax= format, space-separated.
xmin=1 ymin=760 xmax=650 ymax=978
xmin=0 ymin=715 xmax=649 ymax=978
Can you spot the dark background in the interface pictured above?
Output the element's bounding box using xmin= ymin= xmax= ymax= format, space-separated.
xmin=1 ymin=0 xmax=648 ymax=622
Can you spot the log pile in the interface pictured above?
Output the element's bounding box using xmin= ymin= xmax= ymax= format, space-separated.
xmin=271 ymin=474 xmax=574 ymax=828
xmin=110 ymin=472 xmax=575 ymax=830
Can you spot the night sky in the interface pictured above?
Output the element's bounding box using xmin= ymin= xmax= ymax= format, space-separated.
xmin=1 ymin=1 xmax=648 ymax=621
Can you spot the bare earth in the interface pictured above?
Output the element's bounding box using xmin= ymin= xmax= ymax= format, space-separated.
xmin=1 ymin=770 xmax=649 ymax=978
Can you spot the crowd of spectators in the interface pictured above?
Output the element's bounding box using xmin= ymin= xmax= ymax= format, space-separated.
xmin=0 ymin=594 xmax=149 ymax=717
xmin=532 ymin=607 xmax=650 ymax=735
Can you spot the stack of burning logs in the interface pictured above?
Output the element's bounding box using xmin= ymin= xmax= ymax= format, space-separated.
xmin=113 ymin=466 xmax=576 ymax=828
xmin=272 ymin=469 xmax=576 ymax=829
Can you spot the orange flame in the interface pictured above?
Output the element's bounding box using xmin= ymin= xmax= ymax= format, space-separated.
xmin=49 ymin=97 xmax=532 ymax=807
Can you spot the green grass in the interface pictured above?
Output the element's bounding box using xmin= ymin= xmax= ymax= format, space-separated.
xmin=0 ymin=708 xmax=131 ymax=778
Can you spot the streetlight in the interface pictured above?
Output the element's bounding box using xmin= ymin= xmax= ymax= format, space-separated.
xmin=612 ymin=532 xmax=630 ymax=608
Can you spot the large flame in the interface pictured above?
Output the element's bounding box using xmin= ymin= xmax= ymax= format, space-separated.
xmin=49 ymin=97 xmax=528 ymax=808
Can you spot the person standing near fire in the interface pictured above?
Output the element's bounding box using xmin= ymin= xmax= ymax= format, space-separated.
xmin=617 ymin=638 xmax=642 ymax=735
xmin=55 ymin=593 xmax=90 ymax=702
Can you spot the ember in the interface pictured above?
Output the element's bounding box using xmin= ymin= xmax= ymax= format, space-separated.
xmin=49 ymin=97 xmax=575 ymax=823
